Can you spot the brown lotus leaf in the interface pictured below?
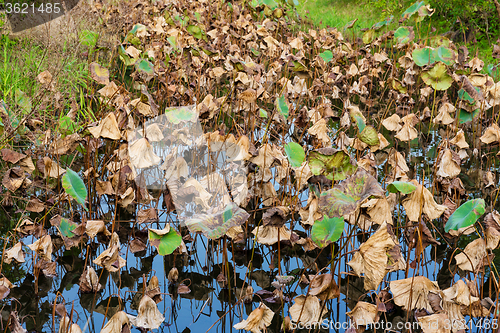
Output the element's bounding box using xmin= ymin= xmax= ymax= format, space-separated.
xmin=1 ymin=149 xmax=26 ymax=164
xmin=308 ymin=274 xmax=339 ymax=300
xmin=296 ymin=237 xmax=319 ymax=252
xmin=408 ymin=221 xmax=440 ymax=256
xmin=262 ymin=206 xmax=289 ymax=227
xmin=292 ymin=161 xmax=312 ymax=191
xmin=100 ymin=311 xmax=131 ymax=333
xmin=137 ymin=208 xmax=158 ymax=224
xmin=371 ymin=133 xmax=390 ymax=152
xmin=2 ymin=168 xmax=25 ymax=192
xmin=88 ymin=113 xmax=121 ymax=140
xmin=250 ymin=144 xmax=277 ymax=169
xmin=235 ymin=286 xmax=254 ymax=303
xmin=402 ymin=180 xmax=447 ymax=222
xmin=308 ymin=119 xmax=330 ymax=144
xmin=433 ymin=102 xmax=455 ymax=125
xmin=35 ymin=259 xmax=57 ymax=277
xmin=50 ymin=134 xmax=83 ymax=155
xmin=96 ymin=180 xmax=115 ymax=196
xmin=9 ymin=312 xmax=27 ymax=333
xmin=43 ymin=157 xmax=66 ymax=178
xmin=167 ymin=267 xmax=179 ymax=284
xmin=299 ymin=194 xmax=322 ymax=226
xmin=129 ymin=295 xmax=164 ymax=329
xmin=118 ymin=187 xmax=135 ymax=207
xmin=450 ymin=129 xmax=469 ymax=149
xmin=177 ymin=283 xmax=191 ymax=294
xmin=387 ymin=150 xmax=409 ymax=179
xmin=26 ymin=198 xmax=45 ymax=213
xmin=233 ymin=303 xmax=274 ymax=333
xmin=442 ymin=280 xmax=478 ymax=307
xmin=59 ymin=316 xmax=82 ymax=333
xmin=382 ymin=114 xmax=402 ymax=132
xmin=128 ymin=138 xmax=161 ymax=169
xmin=129 ymin=238 xmax=147 ymax=253
xmin=480 ymin=123 xmax=500 ymax=144
xmin=86 ymin=220 xmax=111 ymax=238
xmin=28 ymin=234 xmax=52 ymax=261
xmin=436 ymin=149 xmax=461 ymax=178
xmin=252 ymin=225 xmax=292 ymax=245
xmin=484 ymin=211 xmax=500 ymax=250
xmin=93 ymin=232 xmax=126 ymax=272
xmin=461 ymin=301 xmax=491 ymax=318
xmin=289 ymin=295 xmax=326 ymax=325
xmin=346 ymin=301 xmax=378 ymax=328
xmin=364 ymin=196 xmax=393 ymax=225
xmin=18 ymin=156 xmax=35 ymax=174
xmin=484 ymin=171 xmax=495 ymax=187
xmin=4 ymin=242 xmax=25 ymax=264
xmin=427 ymin=292 xmax=443 ymax=312
xmin=347 ymin=222 xmax=404 ymax=290
xmin=389 ymin=276 xmax=440 ymax=311
xmin=14 ymin=219 xmax=45 ymax=237
xmin=146 ymin=276 xmax=162 ymax=303
xmin=79 ymin=266 xmax=102 ymax=293
xmin=417 ymin=313 xmax=450 ymax=333
xmin=395 ymin=123 xmax=418 ymax=141
xmin=454 ymin=238 xmax=489 ymax=272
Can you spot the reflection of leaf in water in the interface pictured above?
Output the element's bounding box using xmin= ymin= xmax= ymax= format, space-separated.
xmin=319 ymin=168 xmax=384 ymax=218
xmin=251 ymin=270 xmax=271 ymax=289
xmin=184 ymin=202 xmax=249 ymax=239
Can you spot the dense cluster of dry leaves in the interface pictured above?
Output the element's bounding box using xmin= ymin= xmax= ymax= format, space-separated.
xmin=3 ymin=0 xmax=500 ymax=332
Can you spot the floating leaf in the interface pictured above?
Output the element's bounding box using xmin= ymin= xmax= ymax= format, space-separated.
xmin=284 ymin=142 xmax=305 ymax=168
xmin=59 ymin=217 xmax=77 ymax=238
xmin=358 ymin=126 xmax=379 ymax=146
xmin=311 ymin=216 xmax=344 ymax=248
xmin=318 ymin=50 xmax=333 ymax=63
xmin=149 ymin=227 xmax=182 ymax=255
xmin=62 ymin=168 xmax=87 ymax=209
xmin=319 ymin=168 xmax=385 ymax=218
xmin=387 ymin=181 xmax=417 ymax=194
xmin=444 ymin=199 xmax=485 ymax=232
xmin=308 ymin=148 xmax=356 ymax=181
xmin=276 ymin=95 xmax=289 ymax=119
xmin=421 ymin=62 xmax=452 ymax=91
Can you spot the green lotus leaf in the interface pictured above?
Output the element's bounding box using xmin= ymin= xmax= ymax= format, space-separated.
xmin=308 ymin=148 xmax=356 ymax=181
xmin=358 ymin=126 xmax=379 ymax=146
xmin=319 ymin=168 xmax=385 ymax=218
xmin=135 ymin=59 xmax=154 ymax=75
xmin=458 ymin=109 xmax=480 ymax=124
xmin=401 ymin=1 xmax=425 ymax=20
xmin=372 ymin=15 xmax=393 ymax=30
xmin=311 ymin=216 xmax=345 ymax=248
xmin=59 ymin=217 xmax=78 ymax=238
xmin=149 ymin=227 xmax=182 ymax=255
xmin=277 ymin=95 xmax=289 ymax=119
xmin=62 ymin=168 xmax=87 ymax=209
xmin=350 ymin=108 xmax=366 ymax=132
xmin=165 ymin=106 xmax=197 ymax=124
xmin=421 ymin=62 xmax=453 ymax=91
xmin=284 ymin=142 xmax=306 ymax=168
xmin=394 ymin=26 xmax=414 ymax=44
xmin=319 ymin=50 xmax=334 ymax=63
xmin=387 ymin=181 xmax=417 ymax=194
xmin=444 ymin=198 xmax=485 ymax=232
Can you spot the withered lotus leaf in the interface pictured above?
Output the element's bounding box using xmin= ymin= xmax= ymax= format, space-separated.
xmin=417 ymin=313 xmax=451 ymax=333
xmin=100 ymin=311 xmax=131 ymax=333
xmin=402 ymin=180 xmax=447 ymax=221
xmin=480 ymin=123 xmax=500 ymax=144
xmin=86 ymin=220 xmax=111 ymax=238
xmin=1 ymin=148 xmax=26 ymax=164
xmin=43 ymin=157 xmax=66 ymax=178
xmin=28 ymin=234 xmax=53 ymax=261
xmin=93 ymin=232 xmax=126 ymax=272
xmin=442 ymin=280 xmax=478 ymax=306
xmin=382 ymin=114 xmax=402 ymax=132
xmin=436 ymin=149 xmax=461 ymax=178
xmin=233 ymin=303 xmax=274 ymax=333
xmin=346 ymin=301 xmax=378 ymax=328
xmin=2 ymin=167 xmax=25 ymax=192
xmin=88 ymin=113 xmax=121 ymax=141
xmin=79 ymin=266 xmax=102 ymax=293
xmin=389 ymin=276 xmax=440 ymax=311
xmin=9 ymin=312 xmax=27 ymax=333
xmin=348 ymin=222 xmax=404 ymax=290
xmin=129 ymin=295 xmax=164 ymax=329
xmin=484 ymin=211 xmax=500 ymax=250
xmin=289 ymin=295 xmax=327 ymax=325
xmin=59 ymin=316 xmax=82 ymax=333
xmin=4 ymin=242 xmax=25 ymax=264
xmin=319 ymin=167 xmax=384 ymax=218
xmin=308 ymin=274 xmax=339 ymax=300
xmin=450 ymin=129 xmax=469 ymax=149
xmin=454 ymin=238 xmax=489 ymax=272
xmin=308 ymin=119 xmax=330 ymax=144
xmin=252 ymin=225 xmax=292 ymax=245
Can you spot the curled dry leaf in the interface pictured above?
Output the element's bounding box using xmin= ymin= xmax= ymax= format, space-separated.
xmin=167 ymin=267 xmax=179 ymax=284
xmin=382 ymin=114 xmax=402 ymax=132
xmin=79 ymin=266 xmax=102 ymax=293
xmin=308 ymin=274 xmax=339 ymax=300
xmin=59 ymin=316 xmax=82 ymax=333
xmin=233 ymin=303 xmax=274 ymax=333
xmin=93 ymin=232 xmax=126 ymax=272
xmin=129 ymin=295 xmax=164 ymax=329
xmin=480 ymin=123 xmax=500 ymax=144
xmin=402 ymin=180 xmax=447 ymax=222
xmin=417 ymin=313 xmax=450 ymax=333
xmin=43 ymin=157 xmax=66 ymax=178
xmin=436 ymin=149 xmax=461 ymax=178
xmin=88 ymin=113 xmax=121 ymax=141
xmin=2 ymin=168 xmax=26 ymax=192
xmin=252 ymin=225 xmax=293 ymax=245
xmin=289 ymin=295 xmax=326 ymax=326
xmin=484 ymin=211 xmax=500 ymax=250
xmin=28 ymin=234 xmax=52 ymax=261
xmin=100 ymin=311 xmax=131 ymax=333
xmin=454 ymin=238 xmax=489 ymax=272
xmin=128 ymin=138 xmax=161 ymax=169
xmin=450 ymin=129 xmax=469 ymax=149
xmin=9 ymin=312 xmax=27 ymax=333
xmin=4 ymin=242 xmax=25 ymax=264
xmin=86 ymin=220 xmax=111 ymax=238
xmin=389 ymin=276 xmax=440 ymax=312
xmin=1 ymin=148 xmax=26 ymax=164
xmin=347 ymin=222 xmax=405 ymax=290
xmin=442 ymin=280 xmax=478 ymax=306
xmin=346 ymin=301 xmax=378 ymax=328
xmin=433 ymin=102 xmax=455 ymax=125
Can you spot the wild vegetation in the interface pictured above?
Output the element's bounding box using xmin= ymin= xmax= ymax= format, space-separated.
xmin=1 ymin=0 xmax=500 ymax=332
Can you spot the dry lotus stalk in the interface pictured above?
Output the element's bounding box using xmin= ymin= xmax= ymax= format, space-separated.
xmin=4 ymin=242 xmax=25 ymax=264
xmin=100 ymin=311 xmax=131 ymax=333
xmin=417 ymin=313 xmax=450 ymax=333
xmin=346 ymin=301 xmax=378 ymax=328
xmin=450 ymin=129 xmax=469 ymax=149
xmin=436 ymin=149 xmax=461 ymax=178
xmin=86 ymin=220 xmax=111 ymax=238
xmin=252 ymin=225 xmax=293 ymax=245
xmin=59 ymin=316 xmax=82 ymax=333
xmin=93 ymin=232 xmax=126 ymax=272
xmin=480 ymin=123 xmax=500 ymax=144
xmin=79 ymin=266 xmax=102 ymax=293
xmin=484 ymin=211 xmax=500 ymax=250
xmin=233 ymin=303 xmax=274 ymax=333
xmin=389 ymin=276 xmax=440 ymax=311
xmin=347 ymin=222 xmax=404 ymax=290
xmin=289 ymin=295 xmax=326 ymax=325
xmin=28 ymin=234 xmax=52 ymax=261
xmin=454 ymin=238 xmax=489 ymax=272
xmin=402 ymin=180 xmax=447 ymax=222
xmin=129 ymin=295 xmax=164 ymax=329
xmin=433 ymin=102 xmax=455 ymax=125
